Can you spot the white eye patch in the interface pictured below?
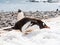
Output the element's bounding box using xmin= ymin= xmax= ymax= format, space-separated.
xmin=43 ymin=23 xmax=46 ymax=26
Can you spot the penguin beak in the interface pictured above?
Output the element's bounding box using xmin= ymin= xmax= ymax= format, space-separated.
xmin=44 ymin=25 xmax=50 ymax=29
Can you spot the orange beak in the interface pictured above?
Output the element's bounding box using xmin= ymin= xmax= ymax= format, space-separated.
xmin=44 ymin=25 xmax=50 ymax=29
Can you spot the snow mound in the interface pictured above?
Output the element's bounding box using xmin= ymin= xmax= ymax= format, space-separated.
xmin=0 ymin=16 xmax=60 ymax=45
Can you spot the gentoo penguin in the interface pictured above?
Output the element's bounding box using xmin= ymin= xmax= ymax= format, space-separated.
xmin=3 ymin=9 xmax=50 ymax=33
xmin=13 ymin=18 xmax=50 ymax=32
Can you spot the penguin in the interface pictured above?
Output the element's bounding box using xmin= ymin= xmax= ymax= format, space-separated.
xmin=12 ymin=18 xmax=50 ymax=32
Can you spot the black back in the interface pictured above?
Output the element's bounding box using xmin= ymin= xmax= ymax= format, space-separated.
xmin=13 ymin=18 xmax=47 ymax=32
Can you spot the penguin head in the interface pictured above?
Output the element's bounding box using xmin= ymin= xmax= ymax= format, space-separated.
xmin=18 ymin=9 xmax=21 ymax=13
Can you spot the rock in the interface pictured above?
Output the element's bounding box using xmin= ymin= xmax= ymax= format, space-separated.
xmin=0 ymin=10 xmax=60 ymax=28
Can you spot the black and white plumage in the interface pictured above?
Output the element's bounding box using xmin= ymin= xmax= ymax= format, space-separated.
xmin=12 ymin=18 xmax=49 ymax=32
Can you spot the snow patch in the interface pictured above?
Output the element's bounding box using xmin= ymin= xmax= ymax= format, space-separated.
xmin=0 ymin=16 xmax=60 ymax=45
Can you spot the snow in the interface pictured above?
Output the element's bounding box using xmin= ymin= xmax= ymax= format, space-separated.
xmin=0 ymin=16 xmax=60 ymax=45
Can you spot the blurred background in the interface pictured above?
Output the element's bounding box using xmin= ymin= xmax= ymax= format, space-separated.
xmin=0 ymin=0 xmax=60 ymax=11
